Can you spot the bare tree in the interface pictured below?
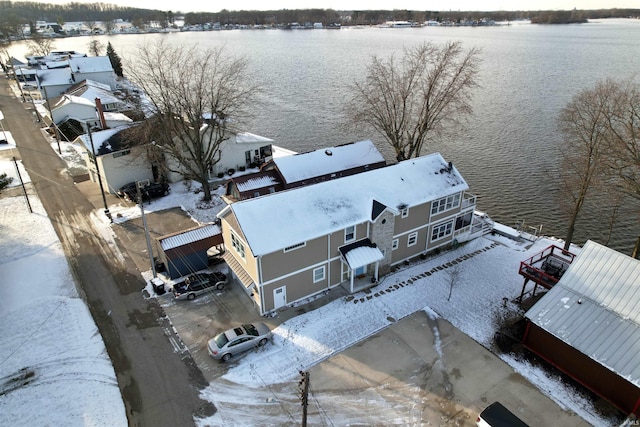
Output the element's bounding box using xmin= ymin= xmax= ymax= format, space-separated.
xmin=127 ymin=39 xmax=260 ymax=202
xmin=602 ymin=78 xmax=640 ymax=201
xmin=447 ymin=263 xmax=462 ymax=301
xmin=27 ymin=32 xmax=55 ymax=57
xmin=87 ymin=38 xmax=104 ymax=56
xmin=557 ymin=80 xmax=613 ymax=250
xmin=345 ymin=41 xmax=481 ymax=161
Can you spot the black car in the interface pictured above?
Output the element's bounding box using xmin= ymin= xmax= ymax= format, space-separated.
xmin=118 ymin=182 xmax=170 ymax=201
xmin=173 ymin=272 xmax=228 ymax=300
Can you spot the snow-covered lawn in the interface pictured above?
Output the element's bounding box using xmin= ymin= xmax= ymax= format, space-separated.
xmin=0 ymin=136 xmax=619 ymax=427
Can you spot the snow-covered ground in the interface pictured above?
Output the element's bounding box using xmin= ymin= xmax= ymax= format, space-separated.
xmin=0 ymin=134 xmax=619 ymax=427
xmin=0 ymin=143 xmax=127 ymax=425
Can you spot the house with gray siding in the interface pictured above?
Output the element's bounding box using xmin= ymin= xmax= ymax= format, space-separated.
xmin=218 ymin=152 xmax=485 ymax=315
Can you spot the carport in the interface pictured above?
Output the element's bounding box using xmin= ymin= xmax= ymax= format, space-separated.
xmin=156 ymin=223 xmax=223 ymax=279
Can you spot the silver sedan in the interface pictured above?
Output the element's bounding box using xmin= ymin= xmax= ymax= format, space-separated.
xmin=207 ymin=323 xmax=272 ymax=362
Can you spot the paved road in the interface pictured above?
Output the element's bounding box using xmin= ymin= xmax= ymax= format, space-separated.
xmin=0 ymin=75 xmax=211 ymax=425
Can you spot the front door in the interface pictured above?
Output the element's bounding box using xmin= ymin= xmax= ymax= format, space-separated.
xmin=273 ymin=286 xmax=286 ymax=310
xmin=355 ymin=266 xmax=366 ymax=276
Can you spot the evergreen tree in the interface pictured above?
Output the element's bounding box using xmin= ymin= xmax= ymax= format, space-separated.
xmin=107 ymin=42 xmax=123 ymax=77
xmin=0 ymin=173 xmax=13 ymax=193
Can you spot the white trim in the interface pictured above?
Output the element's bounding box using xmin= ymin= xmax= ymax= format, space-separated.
xmin=344 ymin=225 xmax=356 ymax=243
xmin=313 ymin=265 xmax=326 ymax=283
xmin=261 ymin=259 xmax=329 ymax=287
xmin=392 ymin=239 xmax=399 ymax=250
xmin=431 ymin=220 xmax=454 ymax=242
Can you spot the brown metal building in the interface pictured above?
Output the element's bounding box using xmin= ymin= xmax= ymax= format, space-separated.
xmin=523 ymin=240 xmax=640 ymax=416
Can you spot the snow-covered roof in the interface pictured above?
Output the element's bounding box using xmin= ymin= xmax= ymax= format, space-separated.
xmin=54 ymin=95 xmax=95 ymax=109
xmin=344 ymin=244 xmax=384 ymax=269
xmin=273 ymin=139 xmax=385 ymax=184
xmin=159 ymin=224 xmax=221 ymax=251
xmin=236 ymin=175 xmax=279 ymax=192
xmin=525 ymin=240 xmax=640 ymax=386
xmin=234 ymin=132 xmax=274 ymax=144
xmin=103 ymin=112 xmax=133 ymax=124
xmin=66 ymin=80 xmax=121 ymax=105
xmin=227 ymin=153 xmax=468 ymax=256
xmin=77 ymin=126 xmax=131 ymax=155
xmin=69 ymin=56 xmax=113 ymax=73
xmin=36 ymin=68 xmax=72 ymax=86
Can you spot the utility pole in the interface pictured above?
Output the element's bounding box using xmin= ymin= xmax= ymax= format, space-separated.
xmin=298 ymin=371 xmax=309 ymax=427
xmin=12 ymin=156 xmax=32 ymax=213
xmin=137 ymin=181 xmax=157 ymax=278
xmin=86 ymin=125 xmax=112 ymax=222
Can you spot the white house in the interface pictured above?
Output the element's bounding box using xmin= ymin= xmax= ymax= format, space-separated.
xmin=51 ymin=80 xmax=132 ymax=128
xmin=76 ymin=125 xmax=157 ymax=194
xmin=165 ymin=131 xmax=275 ymax=183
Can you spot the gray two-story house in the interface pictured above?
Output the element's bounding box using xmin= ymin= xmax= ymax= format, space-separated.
xmin=218 ymin=152 xmax=483 ymax=315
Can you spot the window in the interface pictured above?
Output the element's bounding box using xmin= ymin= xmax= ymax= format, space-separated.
xmin=231 ymin=233 xmax=246 ymax=259
xmin=431 ymin=194 xmax=461 ymax=215
xmin=431 ymin=221 xmax=453 ymax=241
xmin=401 ymin=207 xmax=409 ymax=218
xmin=392 ymin=239 xmax=399 ymax=250
xmin=407 ymin=232 xmax=418 ymax=247
xmin=284 ymin=242 xmax=306 ymax=252
xmin=313 ymin=266 xmax=326 ymax=283
xmin=455 ymin=212 xmax=473 ymax=230
xmin=345 ymin=226 xmax=355 ymax=242
xmin=112 ymin=149 xmax=130 ymax=158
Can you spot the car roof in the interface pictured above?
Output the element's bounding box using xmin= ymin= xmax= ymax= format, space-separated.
xmin=479 ymin=402 xmax=528 ymax=427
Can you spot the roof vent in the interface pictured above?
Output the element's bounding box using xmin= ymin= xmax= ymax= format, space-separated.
xmin=325 ymin=149 xmax=332 ymax=156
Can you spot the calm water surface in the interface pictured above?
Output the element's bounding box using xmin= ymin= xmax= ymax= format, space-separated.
xmin=8 ymin=19 xmax=640 ymax=253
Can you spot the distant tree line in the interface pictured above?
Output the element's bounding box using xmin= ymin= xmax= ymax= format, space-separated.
xmin=1 ymin=1 xmax=639 ymax=40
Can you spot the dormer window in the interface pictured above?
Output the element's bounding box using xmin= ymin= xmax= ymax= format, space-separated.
xmin=401 ymin=207 xmax=409 ymax=218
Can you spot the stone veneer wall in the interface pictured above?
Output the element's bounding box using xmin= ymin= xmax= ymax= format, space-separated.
xmin=369 ymin=209 xmax=396 ymax=276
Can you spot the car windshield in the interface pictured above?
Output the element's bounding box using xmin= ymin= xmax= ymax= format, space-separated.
xmin=243 ymin=324 xmax=259 ymax=336
xmin=214 ymin=332 xmax=229 ymax=348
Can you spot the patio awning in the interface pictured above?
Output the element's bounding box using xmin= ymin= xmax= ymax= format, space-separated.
xmin=339 ymin=238 xmax=384 ymax=269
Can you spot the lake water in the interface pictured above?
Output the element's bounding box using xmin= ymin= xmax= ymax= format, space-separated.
xmin=7 ymin=19 xmax=640 ymax=253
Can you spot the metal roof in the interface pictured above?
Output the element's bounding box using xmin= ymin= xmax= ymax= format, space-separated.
xmin=159 ymin=224 xmax=221 ymax=251
xmin=525 ymin=240 xmax=640 ymax=386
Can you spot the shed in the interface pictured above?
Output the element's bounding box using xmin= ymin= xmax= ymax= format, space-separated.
xmin=523 ymin=240 xmax=640 ymax=416
xmin=156 ymin=224 xmax=223 ymax=279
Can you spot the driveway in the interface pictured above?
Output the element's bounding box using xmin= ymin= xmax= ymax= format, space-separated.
xmin=115 ymin=202 xmax=588 ymax=426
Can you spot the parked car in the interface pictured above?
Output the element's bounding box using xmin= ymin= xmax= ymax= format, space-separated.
xmin=207 ymin=322 xmax=272 ymax=362
xmin=172 ymin=272 xmax=227 ymax=300
xmin=476 ymin=402 xmax=529 ymax=427
xmin=117 ymin=181 xmax=170 ymax=201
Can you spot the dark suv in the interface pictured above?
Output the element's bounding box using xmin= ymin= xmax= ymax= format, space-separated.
xmin=118 ymin=182 xmax=170 ymax=201
xmin=173 ymin=272 xmax=228 ymax=300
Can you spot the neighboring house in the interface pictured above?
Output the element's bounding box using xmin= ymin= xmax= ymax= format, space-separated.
xmin=522 ymin=240 xmax=640 ymax=417
xmin=51 ymin=80 xmax=133 ymax=130
xmin=76 ymin=125 xmax=158 ymax=194
xmin=68 ymin=56 xmax=117 ymax=90
xmin=218 ymin=152 xmax=484 ymax=315
xmin=31 ymin=55 xmax=116 ymax=99
xmin=156 ymin=224 xmax=223 ymax=279
xmin=263 ymin=139 xmax=387 ymax=189
xmin=165 ymin=131 xmax=275 ymax=183
xmin=225 ymin=139 xmax=386 ymax=201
